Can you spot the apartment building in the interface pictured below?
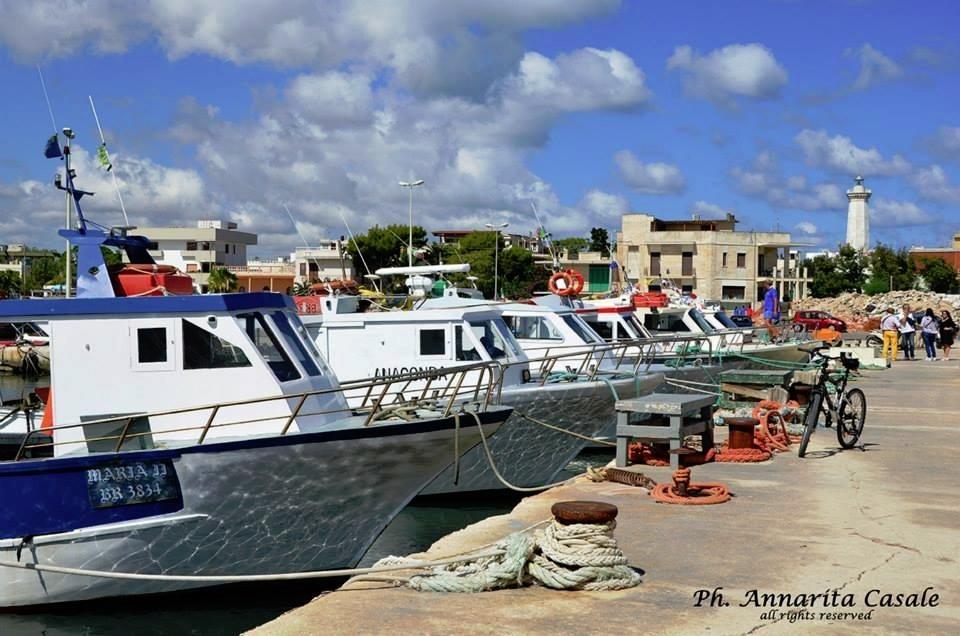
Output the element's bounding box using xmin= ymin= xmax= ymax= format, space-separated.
xmin=616 ymin=213 xmax=811 ymax=308
xmin=135 ymin=220 xmax=257 ymax=292
xmin=291 ymin=242 xmax=354 ymax=285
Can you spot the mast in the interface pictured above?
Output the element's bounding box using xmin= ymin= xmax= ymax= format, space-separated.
xmin=63 ymin=127 xmax=75 ymax=298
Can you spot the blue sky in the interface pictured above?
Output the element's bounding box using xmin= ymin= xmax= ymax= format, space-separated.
xmin=0 ymin=0 xmax=957 ymax=257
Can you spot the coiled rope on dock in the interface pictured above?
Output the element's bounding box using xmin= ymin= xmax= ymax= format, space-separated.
xmin=650 ymin=468 xmax=731 ymax=505
xmin=372 ymin=514 xmax=642 ymax=592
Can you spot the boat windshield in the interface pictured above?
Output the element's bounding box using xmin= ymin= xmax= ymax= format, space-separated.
xmin=562 ymin=314 xmax=605 ymax=344
xmin=240 ymin=312 xmax=301 ymax=382
xmin=466 ymin=319 xmax=519 ymax=360
xmin=644 ymin=311 xmax=689 ymax=333
xmin=272 ymin=311 xmax=328 ymax=376
xmin=689 ymin=309 xmax=715 ymax=333
xmin=625 ymin=314 xmax=650 ymax=338
xmin=713 ymin=311 xmax=739 ymax=329
xmin=504 ymin=314 xmax=563 ymax=341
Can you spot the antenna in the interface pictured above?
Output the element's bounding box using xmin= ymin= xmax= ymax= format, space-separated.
xmin=530 ymin=201 xmax=560 ymax=270
xmin=88 ymin=95 xmax=130 ymax=226
xmin=37 ymin=66 xmax=58 ymax=134
xmin=338 ymin=210 xmax=379 ymax=292
xmin=282 ymin=203 xmax=325 ymax=283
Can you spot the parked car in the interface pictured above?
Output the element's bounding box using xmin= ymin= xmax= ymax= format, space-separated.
xmin=793 ymin=310 xmax=847 ymax=333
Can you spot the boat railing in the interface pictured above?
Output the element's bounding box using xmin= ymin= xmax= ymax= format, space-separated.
xmin=10 ymin=360 xmax=506 ymax=462
xmin=605 ymin=333 xmax=718 ymax=371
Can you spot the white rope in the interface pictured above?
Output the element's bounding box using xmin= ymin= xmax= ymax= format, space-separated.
xmin=384 ymin=518 xmax=642 ymax=593
xmin=513 ymin=410 xmax=617 ymax=447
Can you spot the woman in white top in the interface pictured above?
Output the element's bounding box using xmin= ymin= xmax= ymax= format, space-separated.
xmin=920 ymin=308 xmax=940 ymax=361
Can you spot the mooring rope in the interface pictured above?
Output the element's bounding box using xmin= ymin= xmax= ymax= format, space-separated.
xmin=513 ymin=410 xmax=616 ymax=447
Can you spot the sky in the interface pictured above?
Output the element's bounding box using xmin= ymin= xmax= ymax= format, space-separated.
xmin=0 ymin=0 xmax=958 ymax=258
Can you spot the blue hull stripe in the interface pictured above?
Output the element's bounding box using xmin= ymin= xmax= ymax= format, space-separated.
xmin=0 ymin=409 xmax=506 ymax=540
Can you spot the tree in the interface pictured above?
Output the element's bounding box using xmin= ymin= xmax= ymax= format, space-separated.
xmin=25 ymin=253 xmax=61 ymax=292
xmin=553 ymin=237 xmax=589 ymax=257
xmin=589 ymin=228 xmax=610 ymax=257
xmin=865 ymin=243 xmax=915 ymax=293
xmin=0 ymin=271 xmax=21 ymax=298
xmin=346 ymin=224 xmax=428 ymax=285
xmin=806 ymin=246 xmax=866 ymax=298
xmin=834 ymin=245 xmax=867 ymax=293
xmin=919 ymin=257 xmax=960 ymax=294
xmin=446 ymin=231 xmax=547 ymax=299
xmin=207 ymin=267 xmax=238 ymax=293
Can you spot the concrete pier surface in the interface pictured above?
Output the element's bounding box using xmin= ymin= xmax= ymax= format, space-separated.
xmin=253 ymin=361 xmax=960 ymax=635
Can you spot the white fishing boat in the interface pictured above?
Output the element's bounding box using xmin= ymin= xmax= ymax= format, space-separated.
xmin=0 ymin=141 xmax=509 ymax=607
xmin=304 ymin=272 xmax=664 ymax=494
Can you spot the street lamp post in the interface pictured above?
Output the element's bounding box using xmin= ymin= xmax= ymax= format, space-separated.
xmin=485 ymin=222 xmax=509 ymax=300
xmin=398 ymin=179 xmax=425 ymax=267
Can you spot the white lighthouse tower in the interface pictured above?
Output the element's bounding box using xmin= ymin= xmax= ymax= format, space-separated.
xmin=845 ymin=175 xmax=871 ymax=251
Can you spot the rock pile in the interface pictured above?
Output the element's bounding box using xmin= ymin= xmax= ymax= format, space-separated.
xmin=795 ymin=291 xmax=960 ymax=326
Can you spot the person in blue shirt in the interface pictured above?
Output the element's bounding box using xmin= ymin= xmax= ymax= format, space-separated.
xmin=762 ymin=279 xmax=780 ymax=326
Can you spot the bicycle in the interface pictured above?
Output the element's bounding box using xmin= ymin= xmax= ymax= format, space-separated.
xmin=797 ymin=344 xmax=867 ymax=458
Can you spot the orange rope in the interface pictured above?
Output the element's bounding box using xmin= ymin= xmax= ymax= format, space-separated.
xmin=650 ymin=468 xmax=732 ymax=505
xmin=628 ymin=442 xmax=715 ymax=467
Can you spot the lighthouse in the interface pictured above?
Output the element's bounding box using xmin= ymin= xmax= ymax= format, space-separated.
xmin=845 ymin=175 xmax=871 ymax=251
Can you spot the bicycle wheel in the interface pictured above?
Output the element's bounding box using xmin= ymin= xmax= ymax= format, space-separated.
xmin=798 ymin=391 xmax=823 ymax=458
xmin=837 ymin=387 xmax=866 ymax=449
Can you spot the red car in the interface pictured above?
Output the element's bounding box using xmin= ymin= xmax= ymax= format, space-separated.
xmin=792 ymin=310 xmax=847 ymax=332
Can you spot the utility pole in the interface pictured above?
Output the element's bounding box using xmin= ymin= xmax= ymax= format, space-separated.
xmin=399 ymin=179 xmax=425 ymax=267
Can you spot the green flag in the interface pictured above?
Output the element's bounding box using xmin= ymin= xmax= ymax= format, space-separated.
xmin=96 ymin=143 xmax=113 ymax=171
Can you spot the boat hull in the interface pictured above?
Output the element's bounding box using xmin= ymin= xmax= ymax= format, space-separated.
xmin=422 ymin=372 xmax=664 ymax=495
xmin=0 ymin=410 xmax=506 ymax=607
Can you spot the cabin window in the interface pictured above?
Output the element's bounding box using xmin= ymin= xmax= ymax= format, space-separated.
xmin=182 ymin=320 xmax=251 ymax=369
xmin=270 ymin=311 xmax=322 ymax=376
xmin=419 ymin=329 xmax=447 ymax=356
xmin=455 ymin=326 xmax=481 ymax=361
xmin=644 ymin=313 xmax=690 ymax=333
xmin=591 ymin=321 xmax=614 ymax=341
xmin=561 ymin=315 xmax=604 ymax=344
xmin=504 ymin=315 xmax=563 ymax=341
xmin=467 ymin=320 xmax=511 ymax=360
xmin=137 ymin=328 xmax=168 ymax=363
xmin=240 ymin=313 xmax=301 ymax=382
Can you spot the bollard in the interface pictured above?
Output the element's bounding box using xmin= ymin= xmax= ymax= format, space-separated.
xmin=725 ymin=417 xmax=759 ymax=449
xmin=551 ymin=501 xmax=619 ymax=525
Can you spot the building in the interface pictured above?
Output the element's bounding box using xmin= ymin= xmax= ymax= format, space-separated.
xmin=909 ymin=232 xmax=960 ymax=269
xmin=845 ymin=176 xmax=871 ymax=251
xmin=0 ymin=244 xmax=58 ymax=292
xmin=228 ymin=258 xmax=295 ymax=293
xmin=291 ymin=242 xmax=354 ymax=285
xmin=544 ymin=250 xmax=615 ymax=294
xmin=432 ymin=230 xmax=545 ymax=253
xmin=616 ymin=213 xmax=812 ymax=308
xmin=136 ymin=220 xmax=257 ymax=292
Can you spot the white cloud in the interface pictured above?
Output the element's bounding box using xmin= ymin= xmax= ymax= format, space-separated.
xmin=849 ymin=44 xmax=903 ymax=91
xmin=730 ymin=152 xmax=846 ymax=211
xmin=614 ymin=150 xmax=686 ymax=194
xmin=795 ymin=221 xmax=818 ymax=235
xmin=285 ymin=72 xmax=374 ymax=127
xmin=690 ymin=200 xmax=731 ymax=219
xmin=795 ymin=129 xmax=911 ymax=176
xmin=666 ymin=43 xmax=787 ymax=104
xmin=870 ymin=199 xmax=938 ymax=227
xmin=909 ymin=165 xmax=960 ymax=204
xmin=577 ymin=189 xmax=630 ymax=220
xmin=925 ymin=126 xmax=960 ymax=162
xmin=1 ymin=0 xmax=620 ymax=99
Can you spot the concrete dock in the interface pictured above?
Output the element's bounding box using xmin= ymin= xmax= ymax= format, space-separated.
xmin=253 ymin=360 xmax=960 ymax=635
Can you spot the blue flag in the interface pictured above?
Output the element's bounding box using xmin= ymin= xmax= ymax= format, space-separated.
xmin=44 ymin=134 xmax=62 ymax=158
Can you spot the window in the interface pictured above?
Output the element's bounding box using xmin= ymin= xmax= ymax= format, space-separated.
xmin=650 ymin=252 xmax=661 ymax=275
xmin=714 ymin=312 xmax=738 ymax=329
xmin=722 ymin=252 xmax=728 ymax=267
xmin=644 ymin=313 xmax=690 ymax=333
xmin=299 ymin=263 xmax=307 ymax=276
xmin=186 ymin=241 xmax=198 ymax=251
xmin=591 ymin=320 xmax=614 ymax=340
xmin=137 ymin=328 xmax=168 ymax=363
xmin=455 ymin=326 xmax=481 ymax=361
xmin=721 ymin=285 xmax=745 ymax=300
xmin=504 ymin=315 xmax=563 ymax=340
xmin=690 ymin=309 xmax=715 ymax=333
xmin=736 ymin=252 xmax=746 ymax=268
xmin=182 ymin=320 xmax=250 ymax=369
xmin=465 ymin=320 xmax=513 ymax=360
xmin=240 ymin=312 xmax=301 ymax=382
xmin=270 ymin=311 xmax=321 ymax=376
xmin=561 ymin=314 xmax=605 ymax=343
xmin=419 ymin=329 xmax=446 ymax=356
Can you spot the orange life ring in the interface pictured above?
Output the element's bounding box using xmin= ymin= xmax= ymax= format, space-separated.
xmin=548 ymin=269 xmax=584 ymax=296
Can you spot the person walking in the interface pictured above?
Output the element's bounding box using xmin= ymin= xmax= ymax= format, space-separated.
xmin=939 ymin=310 xmax=956 ymax=361
xmin=762 ymin=280 xmax=780 ymax=326
xmin=920 ymin=308 xmax=940 ymax=361
xmin=899 ymin=303 xmax=917 ymax=361
xmin=880 ymin=307 xmax=901 ymax=369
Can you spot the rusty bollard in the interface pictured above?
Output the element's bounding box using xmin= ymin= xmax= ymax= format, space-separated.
xmin=726 ymin=417 xmax=759 ymax=450
xmin=551 ymin=501 xmax=619 ymax=525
